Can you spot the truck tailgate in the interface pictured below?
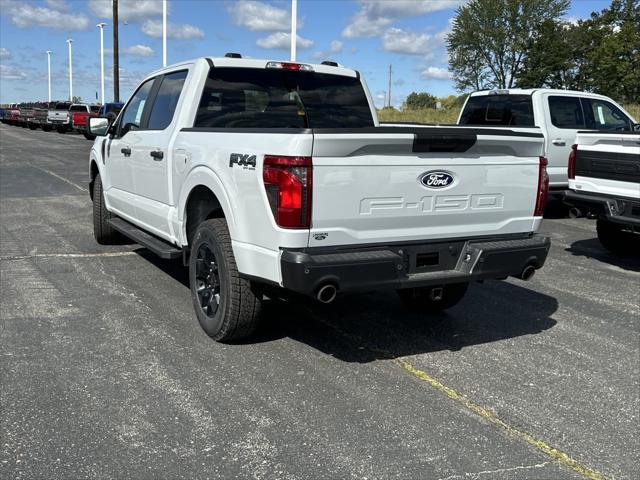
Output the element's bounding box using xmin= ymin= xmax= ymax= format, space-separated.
xmin=309 ymin=127 xmax=544 ymax=247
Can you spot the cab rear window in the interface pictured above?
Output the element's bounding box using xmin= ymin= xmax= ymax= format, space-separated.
xmin=194 ymin=67 xmax=374 ymax=129
xmin=459 ymin=94 xmax=535 ymax=126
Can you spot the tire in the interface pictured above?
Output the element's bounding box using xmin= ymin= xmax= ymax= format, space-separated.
xmin=92 ymin=173 xmax=119 ymax=245
xmin=597 ymin=218 xmax=636 ymax=255
xmin=42 ymin=125 xmax=52 ymax=132
xmin=189 ymin=218 xmax=262 ymax=342
xmin=397 ymin=282 xmax=469 ymax=313
xmin=28 ymin=124 xmax=37 ymax=130
xmin=83 ymin=132 xmax=96 ymax=141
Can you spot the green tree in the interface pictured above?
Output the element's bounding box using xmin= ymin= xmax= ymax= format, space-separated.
xmin=403 ymin=92 xmax=437 ymax=110
xmin=518 ymin=0 xmax=639 ymax=102
xmin=584 ymin=0 xmax=640 ymax=103
xmin=447 ymin=0 xmax=570 ymax=91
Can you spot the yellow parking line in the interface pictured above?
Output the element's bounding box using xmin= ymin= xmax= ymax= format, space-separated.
xmin=314 ymin=315 xmax=612 ymax=480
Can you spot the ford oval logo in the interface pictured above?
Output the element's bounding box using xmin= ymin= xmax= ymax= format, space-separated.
xmin=420 ymin=171 xmax=454 ymax=189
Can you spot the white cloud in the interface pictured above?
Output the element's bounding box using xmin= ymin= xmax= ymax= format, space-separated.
xmin=329 ymin=40 xmax=343 ymax=54
xmin=420 ymin=66 xmax=451 ymax=80
xmin=141 ymin=20 xmax=204 ymax=40
xmin=343 ymin=0 xmax=465 ymax=38
xmin=45 ymin=0 xmax=70 ymax=12
xmin=0 ymin=48 xmax=10 ymax=59
xmin=1 ymin=0 xmax=90 ymax=30
xmin=256 ymin=32 xmax=314 ymax=50
xmin=88 ymin=0 xmax=163 ymax=22
xmin=228 ymin=0 xmax=294 ymax=32
xmin=0 ymin=64 xmax=27 ymax=80
xmin=382 ymin=28 xmax=432 ymax=55
xmin=124 ymin=44 xmax=154 ymax=57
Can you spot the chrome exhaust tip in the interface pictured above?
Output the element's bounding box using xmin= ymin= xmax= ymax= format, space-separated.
xmin=316 ymin=284 xmax=338 ymax=304
xmin=520 ymin=264 xmax=536 ymax=281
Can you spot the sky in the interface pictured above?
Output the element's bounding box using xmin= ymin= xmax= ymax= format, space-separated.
xmin=0 ymin=0 xmax=612 ymax=107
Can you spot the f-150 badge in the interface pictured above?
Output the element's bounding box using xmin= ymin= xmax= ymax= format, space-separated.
xmin=420 ymin=171 xmax=454 ymax=189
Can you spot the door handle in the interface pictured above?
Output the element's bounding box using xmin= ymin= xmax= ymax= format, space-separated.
xmin=552 ymin=139 xmax=566 ymax=146
xmin=150 ymin=150 xmax=164 ymax=160
xmin=121 ymin=147 xmax=131 ymax=156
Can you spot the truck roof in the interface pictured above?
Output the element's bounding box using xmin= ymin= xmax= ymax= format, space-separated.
xmin=469 ymin=88 xmax=615 ymax=99
xmin=146 ymin=56 xmax=358 ymax=80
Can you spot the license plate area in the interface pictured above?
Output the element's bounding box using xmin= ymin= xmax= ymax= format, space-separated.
xmin=401 ymin=241 xmax=465 ymax=273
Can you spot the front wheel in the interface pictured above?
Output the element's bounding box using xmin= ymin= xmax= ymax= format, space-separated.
xmin=597 ymin=218 xmax=636 ymax=255
xmin=397 ymin=283 xmax=469 ymax=313
xmin=189 ymin=219 xmax=262 ymax=342
xmin=92 ymin=173 xmax=119 ymax=244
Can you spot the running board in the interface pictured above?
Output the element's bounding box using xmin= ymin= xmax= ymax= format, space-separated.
xmin=108 ymin=218 xmax=182 ymax=259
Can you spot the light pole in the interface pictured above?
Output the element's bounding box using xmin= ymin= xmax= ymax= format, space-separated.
xmin=46 ymin=50 xmax=52 ymax=102
xmin=97 ymin=23 xmax=106 ymax=104
xmin=162 ymin=0 xmax=167 ymax=67
xmin=113 ymin=0 xmax=119 ymax=102
xmin=66 ymin=38 xmax=73 ymax=101
xmin=290 ymin=0 xmax=297 ymax=62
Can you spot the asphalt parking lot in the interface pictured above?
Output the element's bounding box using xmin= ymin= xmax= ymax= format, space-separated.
xmin=0 ymin=122 xmax=638 ymax=480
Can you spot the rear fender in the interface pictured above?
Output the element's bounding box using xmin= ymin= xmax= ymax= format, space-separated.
xmin=177 ymin=166 xmax=236 ymax=246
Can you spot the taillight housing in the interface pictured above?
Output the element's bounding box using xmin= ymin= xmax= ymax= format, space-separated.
xmin=263 ymin=155 xmax=312 ymax=228
xmin=568 ymin=144 xmax=577 ymax=180
xmin=534 ymin=156 xmax=549 ymax=217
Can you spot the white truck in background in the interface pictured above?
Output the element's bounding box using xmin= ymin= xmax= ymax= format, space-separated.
xmin=87 ymin=55 xmax=551 ymax=342
xmin=458 ymin=89 xmax=638 ymax=192
xmin=565 ymin=132 xmax=640 ymax=254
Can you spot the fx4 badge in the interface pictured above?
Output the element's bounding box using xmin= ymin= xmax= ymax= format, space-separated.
xmin=229 ymin=153 xmax=256 ymax=169
xmin=313 ymin=232 xmax=328 ymax=241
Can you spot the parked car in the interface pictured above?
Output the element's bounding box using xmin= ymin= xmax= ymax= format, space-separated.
xmin=564 ymin=131 xmax=640 ymax=254
xmin=4 ymin=103 xmax=21 ymax=125
xmin=457 ymin=89 xmax=637 ymax=192
xmin=71 ymin=104 xmax=101 ymax=139
xmin=32 ymin=102 xmax=54 ymax=130
xmin=47 ymin=102 xmax=72 ymax=132
xmin=88 ymin=55 xmax=551 ymax=342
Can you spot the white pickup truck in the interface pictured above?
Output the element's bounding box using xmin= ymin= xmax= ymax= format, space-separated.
xmin=565 ymin=132 xmax=640 ymax=254
xmin=458 ymin=89 xmax=638 ymax=191
xmin=47 ymin=102 xmax=72 ymax=132
xmin=88 ymin=55 xmax=551 ymax=341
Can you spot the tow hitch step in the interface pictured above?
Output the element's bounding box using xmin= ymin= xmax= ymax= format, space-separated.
xmin=108 ymin=218 xmax=182 ymax=259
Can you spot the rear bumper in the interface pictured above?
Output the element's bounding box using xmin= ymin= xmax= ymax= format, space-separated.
xmin=564 ymin=190 xmax=640 ymax=227
xmin=281 ymin=234 xmax=551 ymax=296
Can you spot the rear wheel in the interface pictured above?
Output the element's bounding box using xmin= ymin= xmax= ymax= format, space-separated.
xmin=597 ymin=218 xmax=636 ymax=255
xmin=189 ymin=219 xmax=262 ymax=342
xmin=397 ymin=283 xmax=469 ymax=313
xmin=42 ymin=125 xmax=52 ymax=132
xmin=92 ymin=173 xmax=119 ymax=244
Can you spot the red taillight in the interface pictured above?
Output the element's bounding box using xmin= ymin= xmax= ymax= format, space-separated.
xmin=534 ymin=156 xmax=549 ymax=217
xmin=263 ymin=155 xmax=312 ymax=228
xmin=568 ymin=144 xmax=577 ymax=180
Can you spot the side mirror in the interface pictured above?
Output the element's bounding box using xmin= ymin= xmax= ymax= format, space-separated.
xmin=633 ymin=123 xmax=640 ymax=132
xmin=89 ymin=117 xmax=110 ymax=136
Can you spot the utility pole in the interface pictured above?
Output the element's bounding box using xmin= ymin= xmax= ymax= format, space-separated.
xmin=290 ymin=0 xmax=297 ymax=62
xmin=387 ymin=64 xmax=392 ymax=108
xmin=67 ymin=39 xmax=73 ymax=101
xmin=112 ymin=0 xmax=120 ymax=102
xmin=97 ymin=23 xmax=106 ymax=105
xmin=162 ymin=0 xmax=167 ymax=67
xmin=46 ymin=50 xmax=52 ymax=102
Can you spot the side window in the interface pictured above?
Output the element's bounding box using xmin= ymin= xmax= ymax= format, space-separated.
xmin=147 ymin=70 xmax=188 ymax=130
xmin=118 ymin=78 xmax=155 ymax=136
xmin=583 ymin=99 xmax=631 ymax=130
xmin=548 ymin=96 xmax=585 ymax=129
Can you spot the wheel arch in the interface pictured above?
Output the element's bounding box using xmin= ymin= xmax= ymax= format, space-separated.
xmin=179 ymin=167 xmax=236 ymax=247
